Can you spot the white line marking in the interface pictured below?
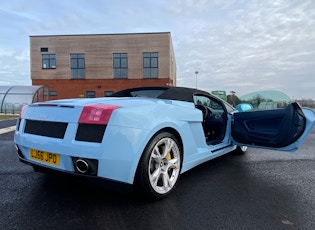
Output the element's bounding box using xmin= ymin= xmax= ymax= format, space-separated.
xmin=0 ymin=126 xmax=16 ymax=134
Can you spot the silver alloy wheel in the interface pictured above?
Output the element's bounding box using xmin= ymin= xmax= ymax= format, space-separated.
xmin=240 ymin=146 xmax=248 ymax=152
xmin=148 ymin=137 xmax=181 ymax=195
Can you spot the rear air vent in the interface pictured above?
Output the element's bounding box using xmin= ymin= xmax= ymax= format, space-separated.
xmin=24 ymin=120 xmax=68 ymax=139
xmin=75 ymin=124 xmax=106 ymax=143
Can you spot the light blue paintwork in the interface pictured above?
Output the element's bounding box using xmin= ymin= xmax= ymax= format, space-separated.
xmin=14 ymin=97 xmax=315 ymax=185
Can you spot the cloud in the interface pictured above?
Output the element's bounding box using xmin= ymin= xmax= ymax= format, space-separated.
xmin=167 ymin=0 xmax=212 ymax=16
xmin=174 ymin=0 xmax=315 ymax=98
xmin=0 ymin=0 xmax=315 ymax=99
xmin=0 ymin=48 xmax=30 ymax=85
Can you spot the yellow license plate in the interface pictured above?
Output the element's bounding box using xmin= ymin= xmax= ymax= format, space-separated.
xmin=30 ymin=149 xmax=60 ymax=166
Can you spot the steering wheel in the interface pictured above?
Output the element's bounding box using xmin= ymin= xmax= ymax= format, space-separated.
xmin=195 ymin=104 xmax=210 ymax=121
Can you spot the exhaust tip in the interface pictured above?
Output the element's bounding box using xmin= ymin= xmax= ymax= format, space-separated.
xmin=75 ymin=159 xmax=89 ymax=174
xmin=72 ymin=157 xmax=98 ymax=176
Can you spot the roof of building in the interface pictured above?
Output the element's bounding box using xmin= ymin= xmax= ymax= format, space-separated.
xmin=30 ymin=32 xmax=171 ymax=38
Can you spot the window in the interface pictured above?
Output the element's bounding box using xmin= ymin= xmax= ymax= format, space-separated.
xmin=86 ymin=91 xmax=95 ymax=98
xmin=42 ymin=54 xmax=56 ymax=69
xmin=71 ymin=54 xmax=85 ymax=79
xmin=143 ymin=52 xmax=158 ymax=78
xmin=41 ymin=47 xmax=48 ymax=52
xmin=194 ymin=95 xmax=224 ymax=110
xmin=49 ymin=91 xmax=57 ymax=96
xmin=113 ymin=53 xmax=128 ymax=78
xmin=104 ymin=91 xmax=114 ymax=97
xmin=223 ymin=101 xmax=236 ymax=113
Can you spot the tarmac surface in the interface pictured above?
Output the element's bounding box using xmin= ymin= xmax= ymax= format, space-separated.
xmin=1 ymin=119 xmax=314 ymax=230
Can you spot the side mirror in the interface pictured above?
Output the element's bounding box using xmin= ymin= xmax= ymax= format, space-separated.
xmin=236 ymin=103 xmax=253 ymax=112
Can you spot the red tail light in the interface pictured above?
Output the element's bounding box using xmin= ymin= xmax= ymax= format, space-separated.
xmin=78 ymin=104 xmax=122 ymax=125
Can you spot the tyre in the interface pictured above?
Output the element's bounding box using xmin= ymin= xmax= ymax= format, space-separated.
xmin=135 ymin=132 xmax=182 ymax=199
xmin=33 ymin=165 xmax=44 ymax=173
xmin=233 ymin=146 xmax=248 ymax=155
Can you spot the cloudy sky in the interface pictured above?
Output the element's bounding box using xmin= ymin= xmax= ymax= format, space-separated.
xmin=1 ymin=0 xmax=315 ymax=99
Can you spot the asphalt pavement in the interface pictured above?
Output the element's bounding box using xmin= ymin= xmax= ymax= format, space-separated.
xmin=0 ymin=118 xmax=17 ymax=129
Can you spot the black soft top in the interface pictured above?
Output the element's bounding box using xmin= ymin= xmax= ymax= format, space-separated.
xmin=110 ymin=86 xmax=212 ymax=103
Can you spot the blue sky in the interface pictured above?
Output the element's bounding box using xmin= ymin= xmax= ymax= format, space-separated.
xmin=1 ymin=0 xmax=315 ymax=99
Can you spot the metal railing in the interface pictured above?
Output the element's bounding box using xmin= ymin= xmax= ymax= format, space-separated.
xmin=3 ymin=103 xmax=27 ymax=114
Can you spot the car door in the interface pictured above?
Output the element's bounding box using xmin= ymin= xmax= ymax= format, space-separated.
xmin=231 ymin=102 xmax=315 ymax=152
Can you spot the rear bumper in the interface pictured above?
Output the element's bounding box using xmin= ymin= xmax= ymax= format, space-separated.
xmin=14 ymin=123 xmax=150 ymax=184
xmin=17 ymin=152 xmax=133 ymax=194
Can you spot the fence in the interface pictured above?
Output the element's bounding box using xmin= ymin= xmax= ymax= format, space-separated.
xmin=0 ymin=85 xmax=49 ymax=114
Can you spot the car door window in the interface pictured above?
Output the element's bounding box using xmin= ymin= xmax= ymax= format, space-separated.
xmin=238 ymin=90 xmax=291 ymax=111
xmin=223 ymin=101 xmax=236 ymax=113
xmin=194 ymin=95 xmax=224 ymax=112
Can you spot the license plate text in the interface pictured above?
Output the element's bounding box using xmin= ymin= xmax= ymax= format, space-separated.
xmin=30 ymin=149 xmax=60 ymax=166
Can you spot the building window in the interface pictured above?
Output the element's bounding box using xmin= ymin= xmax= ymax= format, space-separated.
xmin=49 ymin=91 xmax=57 ymax=96
xmin=113 ymin=53 xmax=128 ymax=79
xmin=86 ymin=91 xmax=95 ymax=98
xmin=143 ymin=52 xmax=158 ymax=78
xmin=42 ymin=54 xmax=56 ymax=69
xmin=104 ymin=91 xmax=114 ymax=97
xmin=40 ymin=47 xmax=48 ymax=52
xmin=71 ymin=54 xmax=85 ymax=79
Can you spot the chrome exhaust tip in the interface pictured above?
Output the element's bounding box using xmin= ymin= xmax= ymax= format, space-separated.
xmin=75 ymin=159 xmax=89 ymax=174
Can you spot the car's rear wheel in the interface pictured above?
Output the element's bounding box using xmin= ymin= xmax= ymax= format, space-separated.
xmin=135 ymin=132 xmax=182 ymax=199
xmin=233 ymin=146 xmax=248 ymax=155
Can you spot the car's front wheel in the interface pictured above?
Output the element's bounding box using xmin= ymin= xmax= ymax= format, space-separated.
xmin=233 ymin=146 xmax=248 ymax=155
xmin=135 ymin=132 xmax=182 ymax=199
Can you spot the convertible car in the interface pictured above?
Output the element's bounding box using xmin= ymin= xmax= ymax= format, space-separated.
xmin=14 ymin=86 xmax=315 ymax=199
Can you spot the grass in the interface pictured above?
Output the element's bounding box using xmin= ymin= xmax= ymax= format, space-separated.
xmin=0 ymin=114 xmax=19 ymax=120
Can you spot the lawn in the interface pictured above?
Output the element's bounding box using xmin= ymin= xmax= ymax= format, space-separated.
xmin=0 ymin=114 xmax=19 ymax=120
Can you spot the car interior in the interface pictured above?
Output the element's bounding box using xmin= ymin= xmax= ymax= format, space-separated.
xmin=193 ymin=94 xmax=228 ymax=145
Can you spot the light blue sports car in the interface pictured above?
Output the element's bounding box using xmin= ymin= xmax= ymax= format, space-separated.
xmin=14 ymin=86 xmax=315 ymax=199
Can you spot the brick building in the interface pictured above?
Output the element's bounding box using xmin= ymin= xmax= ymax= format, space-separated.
xmin=30 ymin=32 xmax=176 ymax=99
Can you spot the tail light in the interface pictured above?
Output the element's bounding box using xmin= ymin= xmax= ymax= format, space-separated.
xmin=78 ymin=104 xmax=122 ymax=125
xmin=19 ymin=105 xmax=27 ymax=119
